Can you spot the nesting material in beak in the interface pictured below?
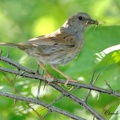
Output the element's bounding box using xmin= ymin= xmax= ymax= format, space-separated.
xmin=88 ymin=19 xmax=99 ymax=25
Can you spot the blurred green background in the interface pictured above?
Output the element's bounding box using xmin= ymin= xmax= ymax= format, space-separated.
xmin=0 ymin=0 xmax=120 ymax=120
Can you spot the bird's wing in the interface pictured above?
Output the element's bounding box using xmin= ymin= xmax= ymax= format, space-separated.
xmin=20 ymin=32 xmax=77 ymax=55
xmin=25 ymin=31 xmax=76 ymax=47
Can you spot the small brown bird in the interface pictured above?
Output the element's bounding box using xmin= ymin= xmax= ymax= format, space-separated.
xmin=0 ymin=12 xmax=98 ymax=85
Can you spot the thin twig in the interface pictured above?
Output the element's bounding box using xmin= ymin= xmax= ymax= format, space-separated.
xmin=105 ymin=80 xmax=113 ymax=92
xmin=84 ymin=71 xmax=100 ymax=103
xmin=37 ymin=80 xmax=42 ymax=99
xmin=41 ymin=110 xmax=51 ymax=120
xmin=27 ymin=103 xmax=42 ymax=118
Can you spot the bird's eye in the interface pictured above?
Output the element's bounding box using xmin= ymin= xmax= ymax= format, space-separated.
xmin=78 ymin=16 xmax=83 ymax=20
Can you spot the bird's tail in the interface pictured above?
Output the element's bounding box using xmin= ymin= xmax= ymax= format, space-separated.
xmin=0 ymin=42 xmax=19 ymax=48
xmin=0 ymin=42 xmax=34 ymax=50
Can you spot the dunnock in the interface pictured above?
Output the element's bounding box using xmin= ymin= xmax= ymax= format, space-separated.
xmin=0 ymin=12 xmax=98 ymax=85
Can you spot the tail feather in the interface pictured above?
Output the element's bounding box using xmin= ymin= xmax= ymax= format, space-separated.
xmin=0 ymin=42 xmax=19 ymax=48
xmin=0 ymin=42 xmax=34 ymax=50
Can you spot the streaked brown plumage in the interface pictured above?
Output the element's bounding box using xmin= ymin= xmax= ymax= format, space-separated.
xmin=0 ymin=12 xmax=98 ymax=85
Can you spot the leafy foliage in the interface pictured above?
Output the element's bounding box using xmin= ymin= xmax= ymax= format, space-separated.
xmin=0 ymin=0 xmax=120 ymax=120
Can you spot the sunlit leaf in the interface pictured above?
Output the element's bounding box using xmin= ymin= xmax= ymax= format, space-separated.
xmin=94 ymin=44 xmax=120 ymax=68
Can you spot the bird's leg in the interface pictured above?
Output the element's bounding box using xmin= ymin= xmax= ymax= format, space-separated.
xmin=38 ymin=62 xmax=54 ymax=82
xmin=51 ymin=65 xmax=77 ymax=86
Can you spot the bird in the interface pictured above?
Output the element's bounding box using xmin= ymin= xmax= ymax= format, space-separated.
xmin=0 ymin=12 xmax=98 ymax=86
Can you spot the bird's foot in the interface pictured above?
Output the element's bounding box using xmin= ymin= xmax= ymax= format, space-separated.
xmin=44 ymin=73 xmax=54 ymax=82
xmin=64 ymin=77 xmax=78 ymax=86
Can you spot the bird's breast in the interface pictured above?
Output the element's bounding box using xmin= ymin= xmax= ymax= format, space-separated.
xmin=63 ymin=39 xmax=84 ymax=65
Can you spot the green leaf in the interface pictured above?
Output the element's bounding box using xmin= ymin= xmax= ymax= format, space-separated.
xmin=94 ymin=44 xmax=120 ymax=68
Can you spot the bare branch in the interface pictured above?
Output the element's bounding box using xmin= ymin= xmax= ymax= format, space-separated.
xmin=0 ymin=56 xmax=34 ymax=74
xmin=50 ymin=82 xmax=105 ymax=120
xmin=0 ymin=55 xmax=120 ymax=120
xmin=0 ymin=65 xmax=119 ymax=98
xmin=0 ymin=91 xmax=85 ymax=120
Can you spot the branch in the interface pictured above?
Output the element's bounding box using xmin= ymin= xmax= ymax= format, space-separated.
xmin=0 ymin=91 xmax=84 ymax=120
xmin=0 ymin=55 xmax=120 ymax=120
xmin=0 ymin=56 xmax=34 ymax=74
xmin=50 ymin=82 xmax=105 ymax=120
xmin=0 ymin=65 xmax=119 ymax=98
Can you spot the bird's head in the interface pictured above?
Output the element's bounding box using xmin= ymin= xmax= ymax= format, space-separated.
xmin=62 ymin=12 xmax=98 ymax=33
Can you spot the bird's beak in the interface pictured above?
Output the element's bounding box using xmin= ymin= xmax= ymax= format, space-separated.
xmin=85 ymin=19 xmax=99 ymax=25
